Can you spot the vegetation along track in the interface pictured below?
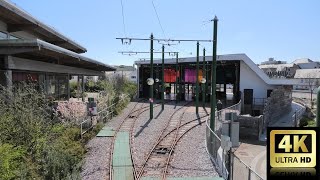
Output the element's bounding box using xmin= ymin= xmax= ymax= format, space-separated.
xmin=135 ymin=103 xmax=210 ymax=180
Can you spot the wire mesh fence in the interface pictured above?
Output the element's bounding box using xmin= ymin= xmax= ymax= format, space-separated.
xmin=206 ymin=100 xmax=265 ymax=180
xmin=206 ymin=101 xmax=241 ymax=179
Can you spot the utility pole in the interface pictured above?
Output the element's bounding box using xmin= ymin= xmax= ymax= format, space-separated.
xmin=210 ymin=16 xmax=218 ymax=131
xmin=150 ymin=33 xmax=154 ymax=119
xmin=196 ymin=41 xmax=200 ymax=114
xmin=117 ymin=36 xmax=212 ymax=119
xmin=176 ymin=53 xmax=179 ymax=103
xmin=119 ymin=50 xmax=178 ymax=111
xmin=162 ymin=45 xmax=165 ymax=110
xmin=202 ymin=48 xmax=206 ymax=108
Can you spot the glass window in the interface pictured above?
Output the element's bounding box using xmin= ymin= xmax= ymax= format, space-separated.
xmin=9 ymin=35 xmax=19 ymax=40
xmin=0 ymin=31 xmax=7 ymax=39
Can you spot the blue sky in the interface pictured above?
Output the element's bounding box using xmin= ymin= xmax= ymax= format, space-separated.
xmin=11 ymin=0 xmax=320 ymax=65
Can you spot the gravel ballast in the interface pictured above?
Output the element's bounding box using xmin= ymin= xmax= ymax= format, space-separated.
xmin=167 ymin=111 xmax=219 ymax=177
xmin=81 ymin=101 xmax=218 ymax=179
xmin=81 ymin=101 xmax=140 ymax=180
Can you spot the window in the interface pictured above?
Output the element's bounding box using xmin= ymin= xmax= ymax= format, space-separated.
xmin=9 ymin=35 xmax=19 ymax=40
xmin=131 ymin=76 xmax=136 ymax=79
xmin=216 ymin=84 xmax=224 ymax=92
xmin=0 ymin=31 xmax=7 ymax=39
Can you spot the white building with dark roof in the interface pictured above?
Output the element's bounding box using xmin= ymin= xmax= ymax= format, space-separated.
xmin=294 ymin=69 xmax=320 ymax=90
xmin=135 ymin=53 xmax=297 ymax=115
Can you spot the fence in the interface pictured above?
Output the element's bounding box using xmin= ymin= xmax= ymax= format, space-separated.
xmin=206 ymin=100 xmax=264 ymax=180
xmin=80 ymin=93 xmax=131 ymax=137
xmin=232 ymin=154 xmax=264 ymax=180
xmin=206 ymin=101 xmax=241 ymax=179
xmin=291 ymin=105 xmax=306 ymax=127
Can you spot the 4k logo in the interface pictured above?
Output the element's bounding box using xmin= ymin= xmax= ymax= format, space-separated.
xmin=270 ymin=130 xmax=316 ymax=168
xmin=277 ymin=134 xmax=309 ymax=153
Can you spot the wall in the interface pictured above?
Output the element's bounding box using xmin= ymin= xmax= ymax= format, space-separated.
xmin=263 ymin=87 xmax=292 ymax=126
xmin=237 ymin=115 xmax=263 ymax=140
xmin=240 ymin=61 xmax=275 ymax=104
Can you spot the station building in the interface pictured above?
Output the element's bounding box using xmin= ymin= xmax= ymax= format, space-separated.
xmin=0 ymin=1 xmax=115 ymax=100
xmin=135 ymin=54 xmax=297 ymax=115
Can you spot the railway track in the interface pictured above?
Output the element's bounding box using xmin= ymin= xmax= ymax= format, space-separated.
xmin=135 ymin=104 xmax=210 ymax=180
xmin=109 ymin=99 xmax=170 ymax=180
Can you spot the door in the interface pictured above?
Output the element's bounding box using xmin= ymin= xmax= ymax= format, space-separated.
xmin=243 ymin=89 xmax=253 ymax=105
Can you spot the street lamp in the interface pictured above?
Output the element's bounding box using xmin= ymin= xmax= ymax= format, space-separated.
xmin=147 ymin=78 xmax=154 ymax=86
xmin=201 ymin=78 xmax=206 ymax=108
xmin=147 ymin=77 xmax=155 ymax=119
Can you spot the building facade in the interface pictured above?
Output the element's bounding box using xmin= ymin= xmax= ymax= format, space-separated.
xmin=135 ymin=54 xmax=296 ymax=115
xmin=0 ymin=1 xmax=115 ymax=100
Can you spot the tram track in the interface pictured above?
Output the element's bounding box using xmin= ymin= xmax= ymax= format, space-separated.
xmin=109 ymin=99 xmax=170 ymax=180
xmin=135 ymin=105 xmax=210 ymax=180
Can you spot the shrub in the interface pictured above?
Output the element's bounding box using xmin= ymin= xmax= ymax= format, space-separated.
xmin=0 ymin=144 xmax=25 ymax=180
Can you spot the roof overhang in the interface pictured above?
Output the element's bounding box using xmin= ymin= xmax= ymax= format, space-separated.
xmin=135 ymin=53 xmax=298 ymax=86
xmin=0 ymin=39 xmax=115 ymax=71
xmin=0 ymin=0 xmax=87 ymax=53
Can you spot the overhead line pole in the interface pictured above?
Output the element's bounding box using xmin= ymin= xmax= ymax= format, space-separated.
xmin=175 ymin=53 xmax=179 ymax=103
xmin=119 ymin=50 xmax=178 ymax=111
xmin=202 ymin=48 xmax=206 ymax=108
xmin=162 ymin=45 xmax=165 ymax=110
xmin=196 ymin=42 xmax=200 ymax=114
xmin=117 ymin=36 xmax=212 ymax=119
xmin=150 ymin=34 xmax=154 ymax=119
xmin=210 ymin=16 xmax=218 ymax=131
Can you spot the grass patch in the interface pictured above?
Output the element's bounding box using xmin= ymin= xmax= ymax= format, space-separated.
xmin=300 ymin=117 xmax=316 ymax=127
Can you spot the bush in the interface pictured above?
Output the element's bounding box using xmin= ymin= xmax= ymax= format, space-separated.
xmin=0 ymin=144 xmax=25 ymax=180
xmin=300 ymin=117 xmax=316 ymax=127
xmin=0 ymin=84 xmax=90 ymax=179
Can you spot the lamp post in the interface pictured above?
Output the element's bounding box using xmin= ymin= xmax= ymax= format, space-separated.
xmin=147 ymin=77 xmax=154 ymax=119
xmin=201 ymin=78 xmax=207 ymax=108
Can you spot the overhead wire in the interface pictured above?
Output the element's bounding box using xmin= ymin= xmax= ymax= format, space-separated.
xmin=152 ymin=0 xmax=167 ymax=39
xmin=120 ymin=0 xmax=127 ymax=37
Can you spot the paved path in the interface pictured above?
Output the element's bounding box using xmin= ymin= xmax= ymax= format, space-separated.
xmin=269 ymin=102 xmax=305 ymax=127
xmin=236 ymin=102 xmax=305 ymax=180
xmin=234 ymin=143 xmax=266 ymax=179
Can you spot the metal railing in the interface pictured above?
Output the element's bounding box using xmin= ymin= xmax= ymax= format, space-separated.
xmin=206 ymin=100 xmax=264 ymax=180
xmin=206 ymin=101 xmax=241 ymax=179
xmin=291 ymin=105 xmax=306 ymax=127
xmin=80 ymin=93 xmax=131 ymax=137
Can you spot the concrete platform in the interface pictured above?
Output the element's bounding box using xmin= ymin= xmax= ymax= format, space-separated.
xmin=112 ymin=131 xmax=134 ymax=180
